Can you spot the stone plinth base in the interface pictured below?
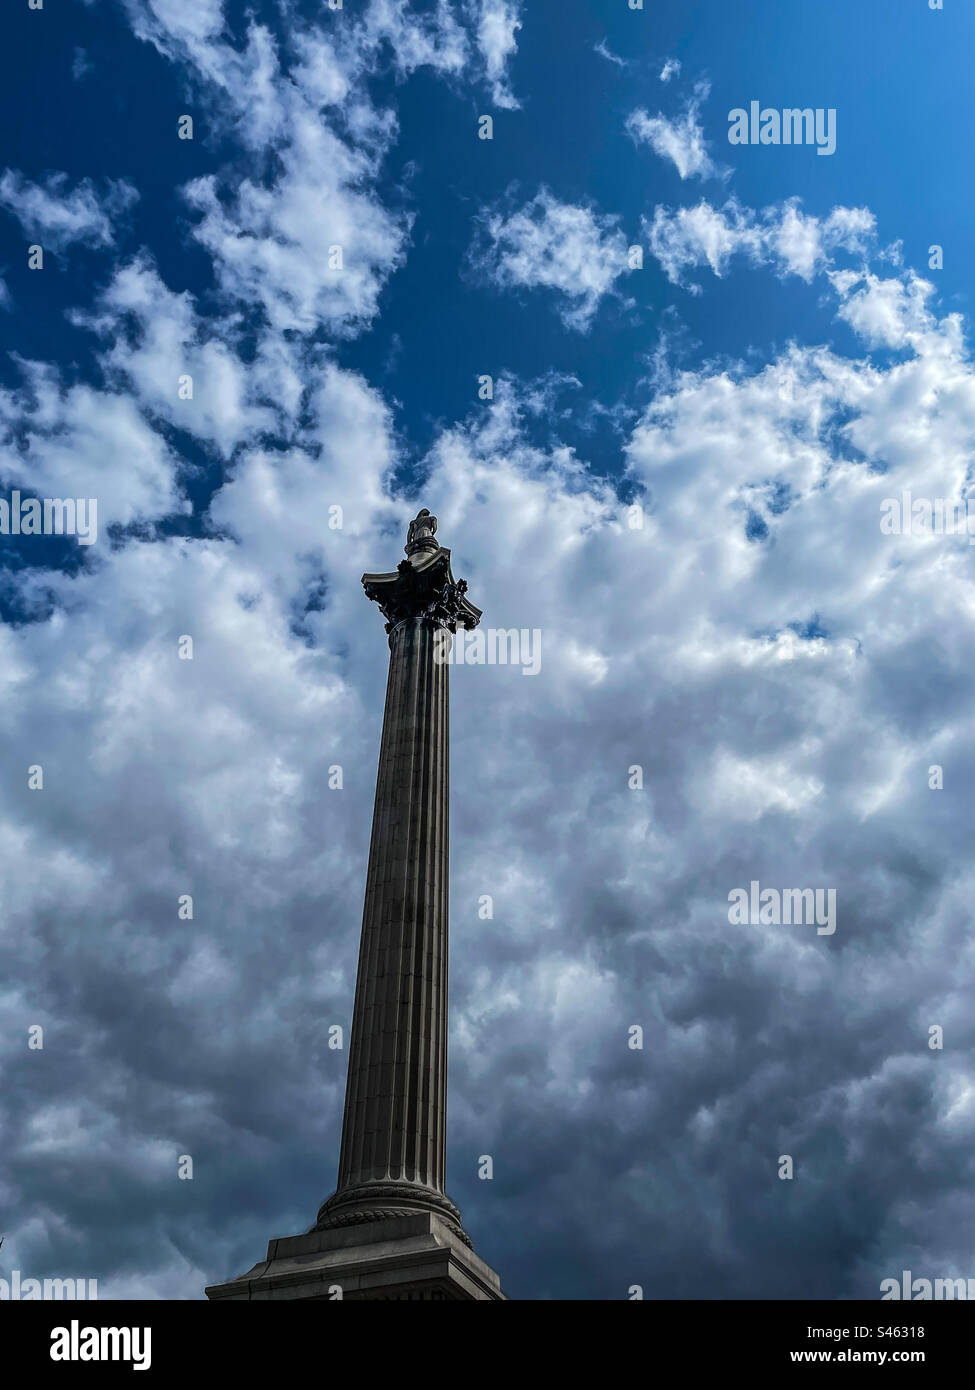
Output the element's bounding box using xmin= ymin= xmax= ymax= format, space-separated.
xmin=205 ymin=1213 xmax=506 ymax=1301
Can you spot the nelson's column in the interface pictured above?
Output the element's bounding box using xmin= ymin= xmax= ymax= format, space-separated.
xmin=206 ymin=510 xmax=506 ymax=1301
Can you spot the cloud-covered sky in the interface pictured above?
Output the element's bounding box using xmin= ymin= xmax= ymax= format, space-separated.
xmin=1 ymin=0 xmax=974 ymax=1301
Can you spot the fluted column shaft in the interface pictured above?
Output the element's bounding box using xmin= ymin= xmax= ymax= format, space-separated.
xmin=316 ymin=534 xmax=479 ymax=1245
xmin=337 ymin=614 xmax=449 ymax=1192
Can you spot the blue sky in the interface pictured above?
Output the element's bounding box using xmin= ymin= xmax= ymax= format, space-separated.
xmin=1 ymin=0 xmax=974 ymax=1301
xmin=6 ymin=0 xmax=972 ymax=475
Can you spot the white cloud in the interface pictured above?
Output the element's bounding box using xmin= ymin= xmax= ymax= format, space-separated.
xmin=183 ymin=113 xmax=409 ymax=336
xmin=660 ymin=58 xmax=681 ymax=82
xmin=124 ymin=0 xmax=469 ymax=131
xmin=468 ymin=0 xmax=522 ymax=108
xmin=0 ymin=172 xmax=137 ymax=251
xmin=0 ymin=358 xmax=186 ymax=530
xmin=472 ymin=188 xmax=630 ymax=330
xmin=71 ymin=257 xmax=283 ymax=456
xmin=627 ymin=82 xmax=719 ymax=180
xmin=7 ymin=263 xmax=975 ymax=1297
xmin=115 ymin=3 xmax=477 ymax=336
xmin=773 ymin=202 xmax=875 ymax=280
xmin=646 ymin=198 xmax=761 ymax=282
xmin=125 ymin=0 xmax=225 ymax=50
xmin=594 ymin=38 xmax=626 ymax=69
xmin=361 ymin=0 xmax=469 ymax=81
xmin=831 ymin=269 xmax=938 ymax=349
xmin=646 ymin=196 xmax=876 ymax=285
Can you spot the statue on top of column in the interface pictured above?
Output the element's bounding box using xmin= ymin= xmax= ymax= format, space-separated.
xmin=405 ymin=508 xmax=438 ymax=556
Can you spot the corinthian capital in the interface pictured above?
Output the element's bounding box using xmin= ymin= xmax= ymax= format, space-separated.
xmin=362 ymin=520 xmax=481 ymax=634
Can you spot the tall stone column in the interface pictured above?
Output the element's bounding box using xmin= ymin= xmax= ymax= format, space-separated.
xmin=206 ymin=509 xmax=506 ymax=1300
xmin=315 ymin=510 xmax=480 ymax=1244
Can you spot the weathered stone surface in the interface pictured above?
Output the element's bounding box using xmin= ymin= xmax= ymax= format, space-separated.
xmin=205 ymin=1213 xmax=504 ymax=1301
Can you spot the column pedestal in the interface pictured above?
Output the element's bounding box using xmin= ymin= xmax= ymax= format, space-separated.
xmin=205 ymin=1213 xmax=503 ymax=1301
